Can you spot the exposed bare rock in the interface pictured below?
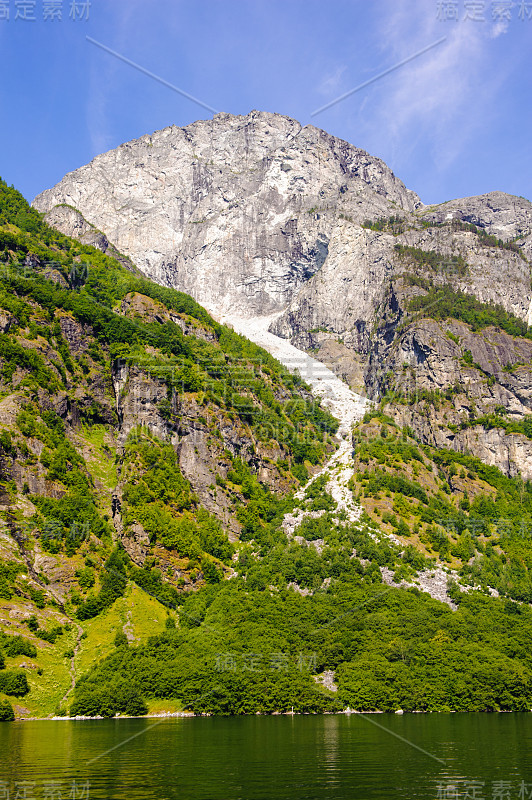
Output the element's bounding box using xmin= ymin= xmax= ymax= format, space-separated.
xmin=0 ymin=312 xmax=13 ymax=333
xmin=381 ymin=566 xmax=458 ymax=608
xmin=120 ymin=523 xmax=150 ymax=567
xmin=33 ymin=110 xmax=532 ymax=483
xmin=58 ymin=314 xmax=90 ymax=356
xmin=34 ymin=110 xmax=420 ymax=318
xmin=422 ymin=191 xmax=532 ymax=240
xmin=366 ymin=284 xmax=532 ymax=478
xmin=273 ymin=219 xmax=532 ymax=356
xmin=42 ymin=204 xmax=137 ymax=271
xmin=119 ymin=292 xmax=216 ymax=342
xmin=314 ymin=670 xmax=338 ymax=692
xmin=42 ymin=267 xmax=68 ymax=287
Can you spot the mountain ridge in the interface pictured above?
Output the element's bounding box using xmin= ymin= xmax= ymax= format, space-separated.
xmin=33 ymin=110 xmax=421 ymax=318
xmin=2 ymin=114 xmax=532 ymax=719
xmin=32 ymin=111 xmax=532 ymax=480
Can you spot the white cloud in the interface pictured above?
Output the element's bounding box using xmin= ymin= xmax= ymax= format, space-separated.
xmin=350 ymin=0 xmax=514 ymax=174
xmin=490 ymin=19 xmax=510 ymax=38
xmin=317 ymin=65 xmax=348 ymax=97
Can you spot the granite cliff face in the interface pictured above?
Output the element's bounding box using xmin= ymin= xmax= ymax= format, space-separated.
xmin=272 ymin=196 xmax=532 ymax=351
xmin=33 ymin=113 xmax=532 ymax=328
xmin=34 ymin=111 xmax=420 ymax=317
xmin=33 ymin=111 xmax=532 ymax=478
xmin=365 ymin=279 xmax=532 ymax=479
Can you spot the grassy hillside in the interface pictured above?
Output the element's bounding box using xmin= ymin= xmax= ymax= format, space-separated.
xmin=3 ymin=179 xmax=532 ymax=719
xmin=352 ymin=411 xmax=532 ymax=601
xmin=0 ymin=178 xmax=336 ymax=718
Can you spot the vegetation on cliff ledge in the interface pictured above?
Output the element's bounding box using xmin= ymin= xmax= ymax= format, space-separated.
xmin=2 ymin=179 xmax=532 ymax=719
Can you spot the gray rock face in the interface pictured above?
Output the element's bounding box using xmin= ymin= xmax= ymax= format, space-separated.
xmin=33 ymin=110 xmax=532 ymax=479
xmin=422 ymin=191 xmax=532 ymax=240
xmin=271 ymin=224 xmax=393 ymax=354
xmin=33 ymin=110 xmax=532 ymax=335
xmin=43 ymin=204 xmax=137 ymax=272
xmin=33 ymin=110 xmax=420 ymax=317
xmin=32 ymin=113 xmax=532 ymax=330
xmin=365 ymin=280 xmax=532 ymax=479
xmin=272 ymin=219 xmax=532 ymax=354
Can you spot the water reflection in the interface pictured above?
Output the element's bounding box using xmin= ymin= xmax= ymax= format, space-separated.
xmin=0 ymin=714 xmax=531 ymax=800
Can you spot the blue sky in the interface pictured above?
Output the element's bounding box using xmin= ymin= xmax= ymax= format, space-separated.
xmin=1 ymin=0 xmax=531 ymax=205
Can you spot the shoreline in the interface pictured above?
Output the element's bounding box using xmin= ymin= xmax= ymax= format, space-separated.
xmin=13 ymin=707 xmax=531 ymax=722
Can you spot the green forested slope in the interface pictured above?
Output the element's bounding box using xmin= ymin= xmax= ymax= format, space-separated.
xmin=0 ymin=179 xmax=335 ymax=717
xmin=2 ymin=179 xmax=532 ymax=719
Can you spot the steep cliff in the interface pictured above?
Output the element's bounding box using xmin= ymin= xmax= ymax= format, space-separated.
xmin=33 ymin=113 xmax=532 ymax=479
xmin=33 ymin=110 xmax=420 ymax=317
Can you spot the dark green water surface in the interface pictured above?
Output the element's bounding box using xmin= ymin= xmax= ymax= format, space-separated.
xmin=1 ymin=713 xmax=532 ymax=799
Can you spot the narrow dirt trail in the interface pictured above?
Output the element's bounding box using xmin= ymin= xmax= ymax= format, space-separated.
xmin=59 ymin=621 xmax=83 ymax=710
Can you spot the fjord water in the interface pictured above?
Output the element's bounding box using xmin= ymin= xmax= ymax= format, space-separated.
xmin=1 ymin=715 xmax=532 ymax=800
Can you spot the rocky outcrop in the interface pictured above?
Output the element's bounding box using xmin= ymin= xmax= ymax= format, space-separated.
xmin=422 ymin=191 xmax=532 ymax=240
xmin=271 ymin=224 xmax=393 ymax=355
xmin=33 ymin=110 xmax=532 ymax=479
xmin=364 ymin=280 xmax=532 ymax=478
xmin=118 ymin=292 xmax=216 ymax=342
xmin=272 ymin=220 xmax=532 ymax=359
xmin=43 ymin=204 xmax=137 ymax=271
xmin=34 ymin=111 xmax=420 ymax=317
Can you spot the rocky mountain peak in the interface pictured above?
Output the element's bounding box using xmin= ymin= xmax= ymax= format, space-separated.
xmin=33 ymin=110 xmax=420 ymax=317
xmin=422 ymin=190 xmax=532 ymax=240
xmin=31 ymin=111 xmax=532 ymax=483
